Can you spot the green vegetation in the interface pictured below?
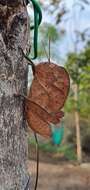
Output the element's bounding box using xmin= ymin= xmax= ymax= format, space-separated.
xmin=28 ymin=138 xmax=76 ymax=161
xmin=65 ymin=43 xmax=90 ymax=119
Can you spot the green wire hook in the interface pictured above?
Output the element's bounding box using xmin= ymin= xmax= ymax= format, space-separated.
xmin=27 ymin=0 xmax=42 ymax=59
xmin=30 ymin=0 xmax=42 ymax=30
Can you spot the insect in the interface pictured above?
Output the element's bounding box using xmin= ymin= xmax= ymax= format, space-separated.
xmin=20 ymin=46 xmax=70 ymax=140
xmin=25 ymin=61 xmax=70 ymax=138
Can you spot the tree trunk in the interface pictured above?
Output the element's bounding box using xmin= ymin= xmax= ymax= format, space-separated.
xmin=74 ymin=84 xmax=82 ymax=164
xmin=0 ymin=1 xmax=30 ymax=189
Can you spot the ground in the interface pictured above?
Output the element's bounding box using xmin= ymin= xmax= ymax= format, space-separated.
xmin=27 ymin=148 xmax=90 ymax=190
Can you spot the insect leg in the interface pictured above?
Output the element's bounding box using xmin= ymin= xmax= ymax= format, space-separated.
xmin=19 ymin=47 xmax=36 ymax=76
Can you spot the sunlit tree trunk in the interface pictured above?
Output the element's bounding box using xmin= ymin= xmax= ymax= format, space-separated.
xmin=74 ymin=84 xmax=82 ymax=164
xmin=0 ymin=1 xmax=30 ymax=189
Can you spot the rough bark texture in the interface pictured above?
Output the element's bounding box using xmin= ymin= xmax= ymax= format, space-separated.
xmin=0 ymin=1 xmax=30 ymax=189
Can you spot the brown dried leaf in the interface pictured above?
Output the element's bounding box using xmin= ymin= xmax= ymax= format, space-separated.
xmin=25 ymin=62 xmax=70 ymax=137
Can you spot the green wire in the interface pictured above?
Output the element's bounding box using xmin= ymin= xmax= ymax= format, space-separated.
xmin=33 ymin=5 xmax=38 ymax=59
xmin=30 ymin=0 xmax=42 ymax=30
xmin=28 ymin=0 xmax=42 ymax=59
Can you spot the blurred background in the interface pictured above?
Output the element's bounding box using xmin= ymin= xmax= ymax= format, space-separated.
xmin=27 ymin=0 xmax=90 ymax=189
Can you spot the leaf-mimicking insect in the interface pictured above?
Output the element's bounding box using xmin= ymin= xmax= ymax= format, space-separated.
xmin=25 ymin=61 xmax=70 ymax=138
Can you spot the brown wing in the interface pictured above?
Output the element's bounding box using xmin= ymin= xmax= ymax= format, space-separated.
xmin=26 ymin=62 xmax=70 ymax=137
xmin=25 ymin=100 xmax=64 ymax=138
xmin=28 ymin=62 xmax=70 ymax=112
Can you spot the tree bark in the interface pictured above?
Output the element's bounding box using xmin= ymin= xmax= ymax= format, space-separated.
xmin=0 ymin=1 xmax=30 ymax=189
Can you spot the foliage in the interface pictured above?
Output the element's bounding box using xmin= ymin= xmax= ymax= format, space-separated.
xmin=28 ymin=137 xmax=76 ymax=160
xmin=65 ymin=43 xmax=90 ymax=119
xmin=40 ymin=24 xmax=59 ymax=42
xmin=38 ymin=22 xmax=65 ymax=60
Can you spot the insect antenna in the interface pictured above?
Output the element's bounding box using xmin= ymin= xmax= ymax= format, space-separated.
xmin=42 ymin=36 xmax=51 ymax=63
xmin=48 ymin=36 xmax=51 ymax=64
xmin=42 ymin=41 xmax=49 ymax=62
